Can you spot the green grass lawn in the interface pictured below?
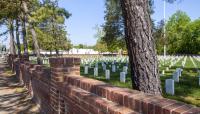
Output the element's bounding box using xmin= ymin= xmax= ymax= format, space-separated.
xmin=80 ymin=57 xmax=200 ymax=107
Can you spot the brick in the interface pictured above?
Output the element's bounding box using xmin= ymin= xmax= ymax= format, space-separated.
xmin=172 ymin=105 xmax=194 ymax=114
xmin=154 ymin=99 xmax=177 ymax=114
xmin=182 ymin=107 xmax=200 ymax=114
xmin=163 ymin=102 xmax=185 ymax=114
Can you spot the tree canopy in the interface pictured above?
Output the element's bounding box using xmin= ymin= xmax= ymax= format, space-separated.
xmin=155 ymin=10 xmax=200 ymax=54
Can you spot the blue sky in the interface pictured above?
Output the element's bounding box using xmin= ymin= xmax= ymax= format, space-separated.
xmin=1 ymin=0 xmax=200 ymax=47
xmin=58 ymin=0 xmax=200 ymax=46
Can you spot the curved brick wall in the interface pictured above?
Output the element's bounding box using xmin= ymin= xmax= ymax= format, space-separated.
xmin=8 ymin=56 xmax=200 ymax=114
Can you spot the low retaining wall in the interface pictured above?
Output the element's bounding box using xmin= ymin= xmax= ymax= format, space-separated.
xmin=7 ymin=55 xmax=200 ymax=114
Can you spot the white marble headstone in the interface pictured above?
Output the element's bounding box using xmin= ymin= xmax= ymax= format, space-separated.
xmin=161 ymin=70 xmax=165 ymax=76
xmin=84 ymin=66 xmax=88 ymax=74
xmin=112 ymin=65 xmax=116 ymax=72
xmin=120 ymin=72 xmax=126 ymax=83
xmin=165 ymin=79 xmax=175 ymax=95
xmin=103 ymin=65 xmax=106 ymax=71
xmin=94 ymin=67 xmax=98 ymax=77
xmin=95 ymin=63 xmax=98 ymax=68
xmin=162 ymin=70 xmax=165 ymax=75
xmin=105 ymin=70 xmax=110 ymax=80
xmin=173 ymin=71 xmax=179 ymax=82
xmin=166 ymin=67 xmax=169 ymax=71
xmin=123 ymin=66 xmax=128 ymax=74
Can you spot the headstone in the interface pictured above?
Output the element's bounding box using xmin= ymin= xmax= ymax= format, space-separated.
xmin=176 ymin=68 xmax=182 ymax=77
xmin=89 ymin=63 xmax=92 ymax=68
xmin=123 ymin=66 xmax=128 ymax=74
xmin=165 ymin=79 xmax=174 ymax=95
xmin=114 ymin=60 xmax=116 ymax=64
xmin=173 ymin=71 xmax=179 ymax=82
xmin=120 ymin=72 xmax=126 ymax=83
xmin=95 ymin=63 xmax=98 ymax=68
xmin=166 ymin=67 xmax=169 ymax=71
xmin=103 ymin=65 xmax=106 ymax=71
xmin=101 ymin=62 xmax=104 ymax=67
xmin=105 ymin=70 xmax=110 ymax=80
xmin=94 ymin=68 xmax=98 ymax=77
xmin=112 ymin=65 xmax=116 ymax=72
xmin=84 ymin=66 xmax=89 ymax=74
xmin=162 ymin=70 xmax=165 ymax=76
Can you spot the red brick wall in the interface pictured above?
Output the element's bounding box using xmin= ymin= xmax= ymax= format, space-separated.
xmin=10 ymin=56 xmax=200 ymax=114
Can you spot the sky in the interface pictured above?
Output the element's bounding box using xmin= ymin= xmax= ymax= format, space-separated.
xmin=1 ymin=0 xmax=200 ymax=47
xmin=58 ymin=0 xmax=200 ymax=46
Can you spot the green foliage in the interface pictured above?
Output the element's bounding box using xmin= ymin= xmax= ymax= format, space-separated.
xmin=0 ymin=0 xmax=72 ymax=54
xmin=73 ymin=44 xmax=94 ymax=49
xmin=179 ymin=19 xmax=200 ymax=54
xmin=94 ymin=40 xmax=108 ymax=53
xmin=101 ymin=0 xmax=154 ymax=52
xmin=166 ymin=10 xmax=191 ymax=54
xmin=153 ymin=20 xmax=165 ymax=54
xmin=101 ymin=0 xmax=126 ymax=52
xmin=27 ymin=0 xmax=72 ymax=51
xmin=154 ymin=10 xmax=200 ymax=54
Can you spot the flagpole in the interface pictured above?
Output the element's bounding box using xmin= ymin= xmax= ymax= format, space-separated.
xmin=164 ymin=0 xmax=166 ymax=64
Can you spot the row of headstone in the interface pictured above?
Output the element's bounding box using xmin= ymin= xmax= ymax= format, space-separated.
xmin=165 ymin=68 xmax=183 ymax=95
xmin=172 ymin=68 xmax=182 ymax=82
xmin=84 ymin=64 xmax=127 ymax=83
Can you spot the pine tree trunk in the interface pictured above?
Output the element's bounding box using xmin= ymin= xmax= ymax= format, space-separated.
xmin=9 ymin=19 xmax=16 ymax=55
xmin=22 ymin=19 xmax=29 ymax=57
xmin=30 ymin=25 xmax=42 ymax=64
xmin=120 ymin=0 xmax=162 ymax=95
xmin=16 ymin=19 xmax=21 ymax=56
xmin=23 ymin=1 xmax=42 ymax=64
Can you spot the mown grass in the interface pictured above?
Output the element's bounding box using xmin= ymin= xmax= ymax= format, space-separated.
xmin=80 ymin=57 xmax=200 ymax=107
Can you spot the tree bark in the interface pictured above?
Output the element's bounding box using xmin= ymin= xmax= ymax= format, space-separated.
xmin=9 ymin=19 xmax=16 ymax=55
xmin=22 ymin=1 xmax=42 ymax=64
xmin=21 ymin=15 xmax=29 ymax=59
xmin=16 ymin=19 xmax=21 ymax=56
xmin=30 ymin=25 xmax=42 ymax=64
xmin=120 ymin=0 xmax=162 ymax=95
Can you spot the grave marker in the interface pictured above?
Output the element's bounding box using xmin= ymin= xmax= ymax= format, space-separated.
xmin=105 ymin=70 xmax=110 ymax=80
xmin=84 ymin=66 xmax=88 ymax=74
xmin=103 ymin=65 xmax=106 ymax=71
xmin=112 ymin=65 xmax=116 ymax=72
xmin=173 ymin=71 xmax=179 ymax=82
xmin=123 ymin=66 xmax=128 ymax=74
xmin=120 ymin=72 xmax=126 ymax=83
xmin=165 ymin=79 xmax=175 ymax=95
xmin=94 ymin=68 xmax=98 ymax=77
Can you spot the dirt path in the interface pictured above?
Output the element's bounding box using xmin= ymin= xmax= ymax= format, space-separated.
xmin=0 ymin=58 xmax=40 ymax=114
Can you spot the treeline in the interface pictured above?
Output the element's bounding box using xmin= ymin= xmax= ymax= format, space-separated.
xmin=155 ymin=10 xmax=200 ymax=55
xmin=0 ymin=0 xmax=72 ymax=64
